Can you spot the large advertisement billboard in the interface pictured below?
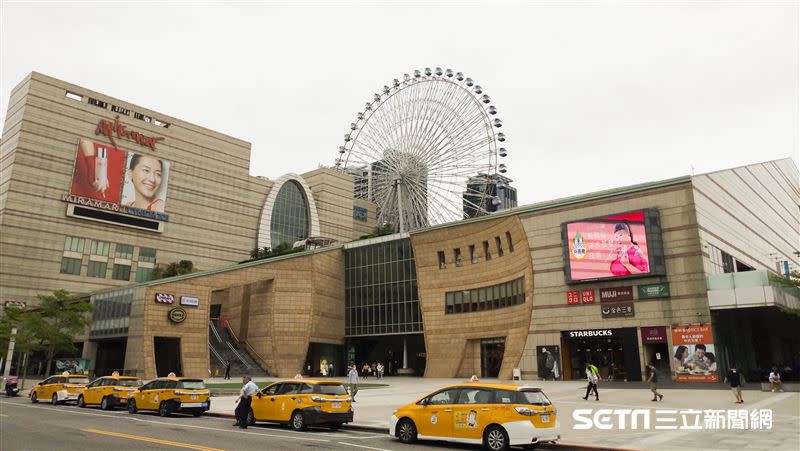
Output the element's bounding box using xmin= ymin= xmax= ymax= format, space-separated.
xmin=671 ymin=324 xmax=718 ymax=382
xmin=562 ymin=209 xmax=665 ymax=283
xmin=67 ymin=138 xmax=170 ymax=217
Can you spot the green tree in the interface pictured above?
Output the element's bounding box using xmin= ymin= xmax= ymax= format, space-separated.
xmin=770 ymin=270 xmax=800 ymax=317
xmin=153 ymin=260 xmax=195 ymax=280
xmin=2 ymin=290 xmax=94 ymax=376
xmin=243 ymin=242 xmax=303 ymax=263
xmin=358 ymin=223 xmax=395 ymax=240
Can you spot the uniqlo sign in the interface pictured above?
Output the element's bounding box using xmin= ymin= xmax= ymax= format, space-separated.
xmin=567 ymin=290 xmax=580 ymax=305
xmin=581 ymin=289 xmax=595 ymax=304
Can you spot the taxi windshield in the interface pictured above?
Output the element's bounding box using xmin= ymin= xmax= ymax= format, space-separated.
xmin=520 ymin=390 xmax=551 ymax=406
xmin=177 ymin=380 xmax=206 ymax=390
xmin=314 ymin=384 xmax=347 ymax=395
xmin=117 ymin=380 xmax=140 ymax=387
xmin=69 ymin=377 xmax=90 ymax=384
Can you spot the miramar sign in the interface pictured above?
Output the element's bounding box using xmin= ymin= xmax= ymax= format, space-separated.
xmin=62 ymin=194 xmax=170 ymax=222
xmin=95 ymin=115 xmax=164 ymax=151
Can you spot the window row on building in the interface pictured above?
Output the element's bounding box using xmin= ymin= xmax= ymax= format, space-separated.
xmin=445 ymin=277 xmax=525 ymax=314
xmin=438 ymin=231 xmax=515 ymax=269
xmin=60 ymin=236 xmax=157 ymax=283
xmin=345 ymin=301 xmax=423 ymax=337
xmin=66 ymin=90 xmax=170 ymax=128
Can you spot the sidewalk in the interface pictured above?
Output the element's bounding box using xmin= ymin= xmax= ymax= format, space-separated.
xmin=208 ymin=377 xmax=800 ymax=450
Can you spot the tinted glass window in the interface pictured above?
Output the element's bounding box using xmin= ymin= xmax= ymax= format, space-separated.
xmin=69 ymin=377 xmax=90 ymax=384
xmin=426 ymin=388 xmax=459 ymax=405
xmin=279 ymin=383 xmax=300 ymax=394
xmin=140 ymin=382 xmax=156 ymax=391
xmin=163 ymin=380 xmax=178 ymax=389
xmin=264 ymin=384 xmax=280 ymax=395
xmin=270 ymin=181 xmax=309 ymax=248
xmin=117 ymin=379 xmax=140 ymax=387
xmin=456 ymin=388 xmax=494 ymax=404
xmin=520 ymin=390 xmax=551 ymax=406
xmin=494 ymin=389 xmax=519 ymax=404
xmin=177 ymin=380 xmax=205 ymax=390
xmin=88 ymin=379 xmax=103 ymax=388
xmin=314 ymin=384 xmax=348 ymax=395
xmin=298 ymin=383 xmax=314 ymax=394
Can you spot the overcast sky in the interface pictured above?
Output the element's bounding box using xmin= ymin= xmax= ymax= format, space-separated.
xmin=2 ymin=1 xmax=798 ymax=206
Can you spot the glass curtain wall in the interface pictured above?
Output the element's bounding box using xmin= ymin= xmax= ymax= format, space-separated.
xmin=344 ymin=238 xmax=422 ymax=336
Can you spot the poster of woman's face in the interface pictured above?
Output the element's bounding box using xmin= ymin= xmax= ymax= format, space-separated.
xmin=121 ymin=152 xmax=170 ymax=213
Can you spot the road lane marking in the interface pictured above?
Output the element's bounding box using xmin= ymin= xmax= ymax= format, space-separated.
xmin=0 ymin=413 xmax=8 ymax=417
xmin=337 ymin=442 xmax=395 ymax=451
xmin=82 ymin=429 xmax=225 ymax=451
xmin=2 ymin=401 xmax=331 ymax=443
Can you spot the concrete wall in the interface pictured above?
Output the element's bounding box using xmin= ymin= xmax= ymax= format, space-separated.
xmin=118 ymin=249 xmax=345 ymax=379
xmin=517 ymin=182 xmax=709 ymax=379
xmin=692 ymin=159 xmax=800 ymax=275
xmin=0 ymin=72 xmax=269 ymax=305
xmin=411 ymin=215 xmax=534 ymax=380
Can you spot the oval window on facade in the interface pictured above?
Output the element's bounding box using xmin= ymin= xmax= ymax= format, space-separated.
xmin=270 ymin=181 xmax=309 ymax=248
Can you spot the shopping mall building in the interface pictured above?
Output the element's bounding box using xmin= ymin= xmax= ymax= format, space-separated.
xmin=1 ymin=73 xmax=798 ymax=383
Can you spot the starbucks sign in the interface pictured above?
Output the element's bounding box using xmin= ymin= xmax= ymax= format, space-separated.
xmin=637 ymin=283 xmax=670 ymax=299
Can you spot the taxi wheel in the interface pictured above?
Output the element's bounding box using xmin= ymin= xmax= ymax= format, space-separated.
xmin=128 ymin=399 xmax=138 ymax=414
xmin=101 ymin=396 xmax=112 ymax=410
xmin=51 ymin=393 xmax=61 ymax=405
xmin=483 ymin=425 xmax=510 ymax=451
xmin=31 ymin=392 xmax=38 ymax=403
xmin=396 ymin=418 xmax=417 ymax=444
xmin=158 ymin=401 xmax=171 ymax=417
xmin=246 ymin=409 xmax=256 ymax=426
xmin=78 ymin=395 xmax=86 ymax=408
xmin=290 ymin=410 xmax=306 ymax=431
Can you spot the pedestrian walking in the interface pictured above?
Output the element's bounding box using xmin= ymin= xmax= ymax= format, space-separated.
xmin=362 ymin=362 xmax=370 ymax=380
xmin=646 ymin=361 xmax=663 ymax=401
xmin=347 ymin=365 xmax=359 ymax=402
xmin=724 ymin=365 xmax=744 ymax=403
xmin=377 ymin=362 xmax=384 ymax=379
xmin=328 ymin=362 xmax=334 ymax=377
xmin=233 ymin=376 xmax=258 ymax=429
xmin=769 ymin=367 xmax=783 ymax=392
xmin=582 ymin=363 xmax=599 ymax=401
xmin=543 ymin=348 xmax=555 ymax=381
xmin=224 ymin=361 xmax=231 ymax=380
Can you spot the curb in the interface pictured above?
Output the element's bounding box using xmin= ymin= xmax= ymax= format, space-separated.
xmin=204 ymin=411 xmax=388 ymax=433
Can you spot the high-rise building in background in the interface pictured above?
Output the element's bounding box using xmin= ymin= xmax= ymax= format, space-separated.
xmin=463 ymin=173 xmax=517 ymax=218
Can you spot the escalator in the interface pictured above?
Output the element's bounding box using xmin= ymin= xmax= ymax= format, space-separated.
xmin=208 ymin=320 xmax=268 ymax=377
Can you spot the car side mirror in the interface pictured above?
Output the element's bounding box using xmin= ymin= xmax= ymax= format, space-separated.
xmin=256 ymin=392 xmax=262 ymax=398
xmin=419 ymin=398 xmax=428 ymax=406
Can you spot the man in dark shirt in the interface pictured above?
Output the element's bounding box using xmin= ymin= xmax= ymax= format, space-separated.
xmin=646 ymin=362 xmax=663 ymax=401
xmin=725 ymin=365 xmax=744 ymax=403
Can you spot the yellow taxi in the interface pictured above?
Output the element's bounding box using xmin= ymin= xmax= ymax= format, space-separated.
xmin=127 ymin=377 xmax=210 ymax=417
xmin=389 ymin=382 xmax=560 ymax=451
xmin=78 ymin=375 xmax=141 ymax=410
xmin=246 ymin=379 xmax=353 ymax=431
xmin=30 ymin=373 xmax=90 ymax=405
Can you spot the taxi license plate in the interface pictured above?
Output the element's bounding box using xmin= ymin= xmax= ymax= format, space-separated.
xmin=191 ymin=395 xmax=198 ymax=400
xmin=332 ymin=402 xmax=342 ymax=408
xmin=541 ymin=414 xmax=550 ymax=423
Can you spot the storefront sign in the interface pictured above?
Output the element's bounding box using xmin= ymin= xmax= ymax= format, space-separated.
xmin=567 ymin=290 xmax=580 ymax=305
xmin=568 ymin=329 xmax=613 ymax=338
xmin=180 ymin=296 xmax=199 ymax=307
xmin=96 ymin=115 xmax=164 ymax=151
xmin=601 ymin=302 xmax=634 ymax=318
xmin=62 ymin=194 xmax=170 ymax=221
xmin=155 ymin=293 xmax=175 ymax=304
xmin=599 ymin=286 xmax=633 ymax=302
xmin=168 ymin=307 xmax=187 ymax=323
xmin=353 ymin=206 xmax=368 ymax=222
xmin=638 ymin=283 xmax=670 ymax=299
xmin=671 ymin=324 xmax=718 ymax=382
xmin=640 ymin=326 xmax=667 ymax=344
xmin=581 ymin=289 xmax=595 ymax=304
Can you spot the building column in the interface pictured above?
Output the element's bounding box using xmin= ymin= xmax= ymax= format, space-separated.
xmin=403 ymin=335 xmax=408 ymax=369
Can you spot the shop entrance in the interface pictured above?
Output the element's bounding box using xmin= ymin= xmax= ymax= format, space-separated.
xmin=561 ymin=328 xmax=642 ymax=381
xmin=154 ymin=337 xmax=182 ymax=377
xmin=480 ymin=337 xmax=505 ymax=378
xmin=94 ymin=338 xmax=127 ymax=377
xmin=345 ymin=334 xmax=426 ymax=376
xmin=303 ymin=343 xmax=344 ymax=377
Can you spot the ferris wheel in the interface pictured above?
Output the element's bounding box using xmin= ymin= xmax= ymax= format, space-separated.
xmin=335 ymin=67 xmax=509 ymax=232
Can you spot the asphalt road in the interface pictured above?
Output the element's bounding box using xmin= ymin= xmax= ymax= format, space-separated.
xmin=0 ymin=396 xmax=550 ymax=451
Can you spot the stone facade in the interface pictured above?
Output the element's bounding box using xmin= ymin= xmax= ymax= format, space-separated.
xmin=411 ymin=215 xmax=534 ymax=380
xmin=117 ymin=248 xmax=344 ymax=379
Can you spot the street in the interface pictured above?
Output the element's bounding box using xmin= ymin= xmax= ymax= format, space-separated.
xmin=0 ymin=396 xmax=538 ymax=451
